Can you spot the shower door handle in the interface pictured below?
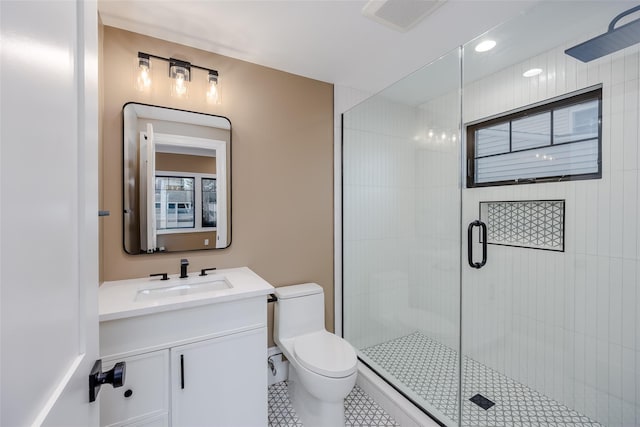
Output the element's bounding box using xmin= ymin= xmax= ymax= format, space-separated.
xmin=467 ymin=220 xmax=487 ymax=269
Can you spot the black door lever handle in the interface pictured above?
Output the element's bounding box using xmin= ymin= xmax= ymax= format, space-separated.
xmin=467 ymin=220 xmax=488 ymax=269
xmin=89 ymin=359 xmax=126 ymax=402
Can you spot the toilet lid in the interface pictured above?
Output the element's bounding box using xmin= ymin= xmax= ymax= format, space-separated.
xmin=294 ymin=331 xmax=357 ymax=378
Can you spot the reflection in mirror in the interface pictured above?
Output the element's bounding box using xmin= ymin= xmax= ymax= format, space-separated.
xmin=123 ymin=103 xmax=231 ymax=254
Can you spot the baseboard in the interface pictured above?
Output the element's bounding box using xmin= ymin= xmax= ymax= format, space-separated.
xmin=356 ymin=362 xmax=441 ymax=427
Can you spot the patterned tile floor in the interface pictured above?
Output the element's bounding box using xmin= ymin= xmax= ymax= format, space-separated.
xmin=268 ymin=381 xmax=399 ymax=427
xmin=362 ymin=332 xmax=603 ymax=427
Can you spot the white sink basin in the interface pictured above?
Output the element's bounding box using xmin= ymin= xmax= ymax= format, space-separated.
xmin=135 ymin=278 xmax=231 ymax=301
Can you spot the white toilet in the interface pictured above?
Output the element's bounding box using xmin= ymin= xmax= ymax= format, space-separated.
xmin=274 ymin=283 xmax=357 ymax=427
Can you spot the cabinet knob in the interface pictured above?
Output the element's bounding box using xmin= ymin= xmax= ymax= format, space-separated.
xmin=124 ymin=389 xmax=133 ymax=398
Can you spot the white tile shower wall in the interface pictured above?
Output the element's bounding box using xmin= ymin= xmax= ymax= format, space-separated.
xmin=340 ymin=85 xmax=461 ymax=352
xmin=461 ymin=32 xmax=640 ymax=427
xmin=335 ymin=85 xmax=373 ymax=338
xmin=342 ymin=96 xmax=419 ymax=350
xmin=413 ymin=91 xmax=461 ymax=351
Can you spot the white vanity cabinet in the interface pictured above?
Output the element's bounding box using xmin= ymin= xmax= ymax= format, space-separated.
xmin=98 ymin=267 xmax=273 ymax=427
xmin=170 ymin=328 xmax=266 ymax=426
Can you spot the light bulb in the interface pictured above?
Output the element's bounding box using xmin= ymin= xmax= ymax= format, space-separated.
xmin=135 ymin=54 xmax=151 ymax=91
xmin=169 ymin=60 xmax=191 ymax=98
xmin=206 ymin=71 xmax=221 ymax=105
xmin=174 ymin=73 xmax=187 ymax=96
xmin=170 ymin=64 xmax=190 ymax=98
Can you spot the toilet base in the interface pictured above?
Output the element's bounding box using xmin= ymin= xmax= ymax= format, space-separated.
xmin=288 ymin=368 xmax=346 ymax=427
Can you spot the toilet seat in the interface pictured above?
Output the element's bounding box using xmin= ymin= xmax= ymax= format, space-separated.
xmin=294 ymin=331 xmax=357 ymax=378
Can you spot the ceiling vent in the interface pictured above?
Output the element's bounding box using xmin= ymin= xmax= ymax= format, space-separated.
xmin=362 ymin=0 xmax=446 ymax=32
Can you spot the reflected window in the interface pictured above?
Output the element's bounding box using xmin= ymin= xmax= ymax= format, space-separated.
xmin=154 ymin=173 xmax=217 ymax=234
xmin=202 ymin=178 xmax=217 ymax=228
xmin=155 ymin=176 xmax=195 ymax=229
xmin=466 ymin=87 xmax=601 ymax=187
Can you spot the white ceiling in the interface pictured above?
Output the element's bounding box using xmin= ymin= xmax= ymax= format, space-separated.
xmin=98 ymin=0 xmax=541 ymax=94
xmin=378 ymin=0 xmax=637 ymax=106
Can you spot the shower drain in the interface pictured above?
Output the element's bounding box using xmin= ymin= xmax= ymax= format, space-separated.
xmin=469 ymin=393 xmax=495 ymax=410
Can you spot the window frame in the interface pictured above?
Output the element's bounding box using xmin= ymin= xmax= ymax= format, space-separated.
xmin=466 ymin=86 xmax=602 ymax=188
xmin=154 ymin=171 xmax=217 ymax=235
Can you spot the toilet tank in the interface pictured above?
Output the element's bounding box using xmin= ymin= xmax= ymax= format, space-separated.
xmin=274 ymin=283 xmax=325 ymax=341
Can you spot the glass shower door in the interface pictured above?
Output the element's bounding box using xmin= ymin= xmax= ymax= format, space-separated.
xmin=342 ymin=49 xmax=463 ymax=424
xmin=460 ymin=2 xmax=640 ymax=426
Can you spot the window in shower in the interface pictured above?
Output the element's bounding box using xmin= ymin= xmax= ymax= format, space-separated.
xmin=466 ymin=86 xmax=602 ymax=187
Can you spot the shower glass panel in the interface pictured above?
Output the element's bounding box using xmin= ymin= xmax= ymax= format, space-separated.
xmin=461 ymin=2 xmax=639 ymax=427
xmin=343 ymin=49 xmax=462 ymax=424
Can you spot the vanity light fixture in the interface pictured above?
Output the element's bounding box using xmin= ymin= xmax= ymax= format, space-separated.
xmin=523 ymin=68 xmax=543 ymax=77
xmin=135 ymin=51 xmax=221 ymax=103
xmin=474 ymin=40 xmax=496 ymax=52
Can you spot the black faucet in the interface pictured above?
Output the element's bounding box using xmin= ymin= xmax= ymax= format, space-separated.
xmin=180 ymin=258 xmax=189 ymax=278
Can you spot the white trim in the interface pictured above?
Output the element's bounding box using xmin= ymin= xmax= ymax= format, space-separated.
xmin=152 ymin=133 xmax=228 ymax=248
xmin=140 ymin=124 xmax=157 ymax=253
xmin=213 ymin=142 xmax=227 ymax=248
xmin=155 ymin=132 xmax=225 ymax=158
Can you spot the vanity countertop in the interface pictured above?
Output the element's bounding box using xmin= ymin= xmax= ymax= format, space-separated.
xmin=99 ymin=266 xmax=274 ymax=321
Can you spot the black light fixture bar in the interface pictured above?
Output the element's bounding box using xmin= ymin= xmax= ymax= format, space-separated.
xmin=138 ymin=51 xmax=218 ymax=78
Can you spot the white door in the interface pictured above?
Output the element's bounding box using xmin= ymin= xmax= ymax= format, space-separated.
xmin=139 ymin=123 xmax=157 ymax=253
xmin=1 ymin=1 xmax=100 ymax=426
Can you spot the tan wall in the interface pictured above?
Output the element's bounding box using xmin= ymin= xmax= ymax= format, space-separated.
xmin=100 ymin=26 xmax=335 ymax=343
xmin=156 ymin=230 xmax=218 ymax=252
xmin=155 ymin=153 xmax=216 ymax=174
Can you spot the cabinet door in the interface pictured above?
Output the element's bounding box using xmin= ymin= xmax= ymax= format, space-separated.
xmin=171 ymin=328 xmax=267 ymax=427
xmin=100 ymin=350 xmax=169 ymax=427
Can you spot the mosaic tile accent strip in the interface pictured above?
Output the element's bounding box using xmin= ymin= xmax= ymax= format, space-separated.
xmin=268 ymin=381 xmax=399 ymax=427
xmin=479 ymin=200 xmax=565 ymax=251
xmin=361 ymin=332 xmax=603 ymax=427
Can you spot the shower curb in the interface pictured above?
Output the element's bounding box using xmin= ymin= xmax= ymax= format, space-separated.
xmin=356 ymin=362 xmax=440 ymax=427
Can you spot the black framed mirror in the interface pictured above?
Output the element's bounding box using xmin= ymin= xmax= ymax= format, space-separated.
xmin=123 ymin=103 xmax=231 ymax=254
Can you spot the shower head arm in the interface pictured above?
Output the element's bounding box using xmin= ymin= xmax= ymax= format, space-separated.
xmin=608 ymin=5 xmax=640 ymax=32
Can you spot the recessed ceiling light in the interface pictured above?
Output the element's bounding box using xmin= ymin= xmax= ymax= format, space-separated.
xmin=474 ymin=40 xmax=496 ymax=52
xmin=523 ymin=68 xmax=543 ymax=77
